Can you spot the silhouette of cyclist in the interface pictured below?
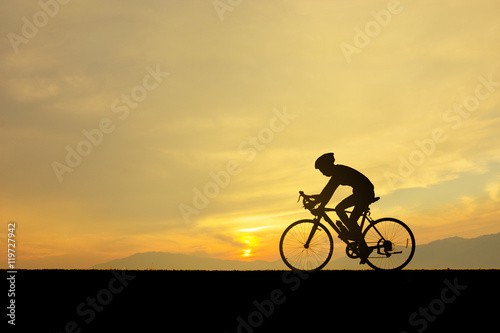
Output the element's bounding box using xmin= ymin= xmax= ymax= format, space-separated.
xmin=311 ymin=153 xmax=375 ymax=263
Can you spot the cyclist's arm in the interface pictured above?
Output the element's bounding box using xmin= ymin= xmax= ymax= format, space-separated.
xmin=317 ymin=178 xmax=340 ymax=209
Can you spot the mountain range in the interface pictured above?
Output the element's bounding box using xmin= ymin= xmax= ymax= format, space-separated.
xmin=91 ymin=251 xmax=285 ymax=270
xmin=91 ymin=232 xmax=500 ymax=270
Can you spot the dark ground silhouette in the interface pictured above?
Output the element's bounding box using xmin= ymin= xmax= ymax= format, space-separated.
xmin=10 ymin=269 xmax=500 ymax=332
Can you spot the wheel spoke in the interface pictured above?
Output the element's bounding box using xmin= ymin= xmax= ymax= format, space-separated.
xmin=280 ymin=220 xmax=333 ymax=272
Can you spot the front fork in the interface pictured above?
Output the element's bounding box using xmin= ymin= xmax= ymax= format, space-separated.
xmin=304 ymin=214 xmax=342 ymax=248
xmin=304 ymin=218 xmax=320 ymax=249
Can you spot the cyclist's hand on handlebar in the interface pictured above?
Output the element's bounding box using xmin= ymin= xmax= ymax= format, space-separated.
xmin=303 ymin=200 xmax=316 ymax=210
xmin=298 ymin=191 xmax=322 ymax=212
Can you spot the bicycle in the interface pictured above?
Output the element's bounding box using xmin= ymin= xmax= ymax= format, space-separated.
xmin=279 ymin=191 xmax=416 ymax=271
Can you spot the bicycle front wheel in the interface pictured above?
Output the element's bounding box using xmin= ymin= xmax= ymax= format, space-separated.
xmin=363 ymin=218 xmax=415 ymax=271
xmin=279 ymin=219 xmax=333 ymax=272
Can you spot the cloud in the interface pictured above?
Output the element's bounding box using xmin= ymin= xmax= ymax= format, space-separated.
xmin=486 ymin=178 xmax=500 ymax=202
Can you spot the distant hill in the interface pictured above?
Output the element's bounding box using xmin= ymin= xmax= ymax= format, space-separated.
xmin=91 ymin=251 xmax=286 ymax=270
xmin=406 ymin=232 xmax=500 ymax=269
xmin=91 ymin=232 xmax=500 ymax=270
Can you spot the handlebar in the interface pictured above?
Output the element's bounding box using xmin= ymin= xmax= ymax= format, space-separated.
xmin=297 ymin=191 xmax=319 ymax=212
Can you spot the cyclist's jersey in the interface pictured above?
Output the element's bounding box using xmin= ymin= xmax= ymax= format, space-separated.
xmin=319 ymin=164 xmax=374 ymax=201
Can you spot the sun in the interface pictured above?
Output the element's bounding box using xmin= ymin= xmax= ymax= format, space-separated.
xmin=239 ymin=236 xmax=256 ymax=259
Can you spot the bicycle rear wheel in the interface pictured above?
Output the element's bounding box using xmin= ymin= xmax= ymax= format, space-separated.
xmin=279 ymin=219 xmax=333 ymax=272
xmin=363 ymin=218 xmax=415 ymax=271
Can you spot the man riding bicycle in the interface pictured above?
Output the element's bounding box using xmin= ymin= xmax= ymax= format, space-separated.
xmin=310 ymin=153 xmax=376 ymax=263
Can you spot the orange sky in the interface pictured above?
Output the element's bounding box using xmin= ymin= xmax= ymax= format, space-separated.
xmin=1 ymin=0 xmax=500 ymax=268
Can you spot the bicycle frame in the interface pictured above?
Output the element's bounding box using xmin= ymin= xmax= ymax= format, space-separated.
xmin=306 ymin=208 xmax=405 ymax=260
xmin=304 ymin=207 xmax=385 ymax=251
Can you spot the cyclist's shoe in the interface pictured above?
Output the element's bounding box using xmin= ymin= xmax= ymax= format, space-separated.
xmin=358 ymin=245 xmax=373 ymax=265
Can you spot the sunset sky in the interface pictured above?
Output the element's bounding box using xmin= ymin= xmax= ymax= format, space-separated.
xmin=1 ymin=0 xmax=499 ymax=269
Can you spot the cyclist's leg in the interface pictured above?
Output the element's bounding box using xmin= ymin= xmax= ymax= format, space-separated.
xmin=352 ymin=192 xmax=376 ymax=263
xmin=335 ymin=195 xmax=362 ymax=240
xmin=337 ymin=195 xmax=373 ymax=263
xmin=348 ymin=188 xmax=375 ymax=232
xmin=349 ymin=203 xmax=372 ymax=263
xmin=347 ymin=203 xmax=365 ymax=235
xmin=335 ymin=195 xmax=356 ymax=228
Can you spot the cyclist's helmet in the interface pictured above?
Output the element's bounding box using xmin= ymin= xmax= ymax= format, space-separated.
xmin=315 ymin=153 xmax=335 ymax=169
